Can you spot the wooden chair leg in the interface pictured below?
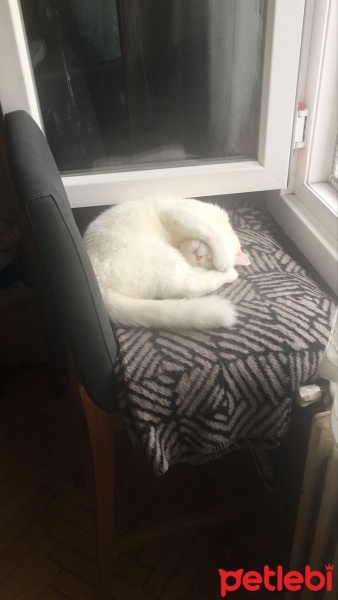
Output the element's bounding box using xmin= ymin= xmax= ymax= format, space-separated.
xmin=80 ymin=387 xmax=116 ymax=600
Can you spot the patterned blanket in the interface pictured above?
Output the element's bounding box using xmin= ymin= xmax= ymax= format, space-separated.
xmin=113 ymin=205 xmax=336 ymax=475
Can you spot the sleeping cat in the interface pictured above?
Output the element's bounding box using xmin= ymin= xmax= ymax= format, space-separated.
xmin=84 ymin=196 xmax=250 ymax=329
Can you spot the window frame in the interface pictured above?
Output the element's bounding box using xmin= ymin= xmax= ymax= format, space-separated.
xmin=292 ymin=0 xmax=337 ymax=220
xmin=1 ymin=0 xmax=306 ymax=206
xmin=268 ymin=0 xmax=338 ymax=295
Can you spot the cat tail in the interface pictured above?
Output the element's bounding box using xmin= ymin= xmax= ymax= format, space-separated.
xmin=102 ymin=289 xmax=237 ymax=330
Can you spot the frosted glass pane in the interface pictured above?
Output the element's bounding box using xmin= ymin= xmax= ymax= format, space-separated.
xmin=20 ymin=0 xmax=266 ymax=173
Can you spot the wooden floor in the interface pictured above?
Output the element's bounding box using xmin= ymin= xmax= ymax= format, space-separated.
xmin=0 ymin=362 xmax=307 ymax=600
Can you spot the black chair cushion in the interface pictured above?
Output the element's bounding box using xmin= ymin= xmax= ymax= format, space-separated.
xmin=113 ymin=205 xmax=336 ymax=475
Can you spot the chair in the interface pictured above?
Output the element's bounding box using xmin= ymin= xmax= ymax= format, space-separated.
xmin=4 ymin=110 xmax=335 ymax=599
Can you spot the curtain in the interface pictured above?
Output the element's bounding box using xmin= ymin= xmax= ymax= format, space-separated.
xmin=208 ymin=0 xmax=265 ymax=158
xmin=117 ymin=0 xmax=265 ymax=160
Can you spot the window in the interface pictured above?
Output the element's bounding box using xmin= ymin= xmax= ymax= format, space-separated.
xmin=19 ymin=0 xmax=266 ymax=172
xmin=268 ymin=0 xmax=338 ymax=295
xmin=0 ymin=0 xmax=306 ymax=205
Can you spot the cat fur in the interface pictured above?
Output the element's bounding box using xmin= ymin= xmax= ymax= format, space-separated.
xmin=84 ymin=196 xmax=249 ymax=330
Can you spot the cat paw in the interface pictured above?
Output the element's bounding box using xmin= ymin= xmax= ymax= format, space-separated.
xmin=223 ymin=268 xmax=238 ymax=283
xmin=213 ymin=253 xmax=234 ymax=272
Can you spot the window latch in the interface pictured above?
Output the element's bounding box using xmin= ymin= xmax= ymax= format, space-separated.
xmin=293 ymin=103 xmax=310 ymax=149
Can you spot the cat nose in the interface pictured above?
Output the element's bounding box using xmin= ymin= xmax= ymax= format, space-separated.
xmin=196 ymin=255 xmax=202 ymax=261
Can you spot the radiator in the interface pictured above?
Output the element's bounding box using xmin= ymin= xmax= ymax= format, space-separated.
xmin=287 ymin=411 xmax=338 ymax=600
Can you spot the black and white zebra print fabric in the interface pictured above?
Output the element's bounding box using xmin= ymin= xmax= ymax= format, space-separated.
xmin=114 ymin=205 xmax=336 ymax=475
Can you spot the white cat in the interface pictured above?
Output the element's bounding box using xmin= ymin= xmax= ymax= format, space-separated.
xmin=84 ymin=196 xmax=250 ymax=329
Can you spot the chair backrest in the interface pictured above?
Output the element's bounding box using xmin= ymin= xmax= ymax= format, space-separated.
xmin=4 ymin=110 xmax=118 ymax=412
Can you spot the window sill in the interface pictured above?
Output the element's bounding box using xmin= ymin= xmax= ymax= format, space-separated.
xmin=309 ymin=182 xmax=338 ymax=217
xmin=293 ymin=181 xmax=338 ymax=239
xmin=267 ymin=193 xmax=338 ymax=296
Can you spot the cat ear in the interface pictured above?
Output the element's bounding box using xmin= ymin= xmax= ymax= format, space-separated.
xmin=234 ymin=250 xmax=250 ymax=266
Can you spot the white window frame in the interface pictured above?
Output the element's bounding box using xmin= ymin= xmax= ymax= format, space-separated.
xmin=268 ymin=0 xmax=338 ymax=295
xmin=1 ymin=0 xmax=305 ymax=206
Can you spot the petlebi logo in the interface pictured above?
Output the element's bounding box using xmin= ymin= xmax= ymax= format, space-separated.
xmin=218 ymin=564 xmax=334 ymax=596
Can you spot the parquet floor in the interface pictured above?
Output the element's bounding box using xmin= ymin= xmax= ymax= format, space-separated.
xmin=0 ymin=362 xmax=306 ymax=600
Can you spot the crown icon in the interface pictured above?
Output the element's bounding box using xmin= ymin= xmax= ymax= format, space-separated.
xmin=325 ymin=564 xmax=334 ymax=571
